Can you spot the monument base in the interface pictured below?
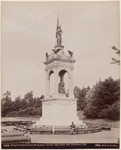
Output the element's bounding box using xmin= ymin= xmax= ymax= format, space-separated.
xmin=35 ymin=118 xmax=83 ymax=126
xmin=34 ymin=97 xmax=84 ymax=126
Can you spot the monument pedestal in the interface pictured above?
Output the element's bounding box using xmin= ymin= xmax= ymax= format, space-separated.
xmin=35 ymin=97 xmax=83 ymax=126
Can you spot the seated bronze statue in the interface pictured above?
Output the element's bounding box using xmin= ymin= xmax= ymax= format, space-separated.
xmin=58 ymin=78 xmax=65 ymax=94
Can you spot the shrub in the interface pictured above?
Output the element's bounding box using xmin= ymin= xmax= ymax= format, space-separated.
xmin=108 ymin=101 xmax=120 ymax=120
xmin=98 ymin=108 xmax=109 ymax=119
xmin=83 ymin=105 xmax=100 ymax=119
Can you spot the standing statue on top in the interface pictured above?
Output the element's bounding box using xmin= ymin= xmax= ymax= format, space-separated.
xmin=56 ymin=15 xmax=63 ymax=46
xmin=56 ymin=25 xmax=63 ymax=46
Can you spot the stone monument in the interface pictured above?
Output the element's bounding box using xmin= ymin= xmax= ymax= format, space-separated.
xmin=35 ymin=16 xmax=83 ymax=126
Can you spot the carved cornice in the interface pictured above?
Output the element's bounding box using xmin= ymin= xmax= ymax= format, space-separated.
xmin=45 ymin=62 xmax=74 ymax=71
xmin=41 ymin=97 xmax=77 ymax=102
xmin=44 ymin=57 xmax=75 ymax=65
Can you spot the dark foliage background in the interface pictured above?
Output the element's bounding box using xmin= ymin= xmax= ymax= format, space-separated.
xmin=1 ymin=91 xmax=43 ymax=117
xmin=74 ymin=77 xmax=120 ymax=120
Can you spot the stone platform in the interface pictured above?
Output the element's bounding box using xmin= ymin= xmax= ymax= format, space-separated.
xmin=34 ymin=97 xmax=84 ymax=126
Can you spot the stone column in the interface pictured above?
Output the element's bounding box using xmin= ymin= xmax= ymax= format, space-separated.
xmin=54 ymin=70 xmax=58 ymax=97
xmin=69 ymin=68 xmax=74 ymax=98
xmin=45 ymin=69 xmax=50 ymax=98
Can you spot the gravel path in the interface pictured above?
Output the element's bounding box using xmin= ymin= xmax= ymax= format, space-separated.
xmin=27 ymin=128 xmax=119 ymax=143
xmin=2 ymin=125 xmax=119 ymax=144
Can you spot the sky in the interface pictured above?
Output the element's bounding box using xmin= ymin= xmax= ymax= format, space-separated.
xmin=1 ymin=1 xmax=120 ymax=99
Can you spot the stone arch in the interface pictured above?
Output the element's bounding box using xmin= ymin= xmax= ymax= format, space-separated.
xmin=45 ymin=66 xmax=74 ymax=98
xmin=58 ymin=68 xmax=70 ymax=76
xmin=59 ymin=69 xmax=68 ymax=77
xmin=48 ymin=70 xmax=55 ymax=96
xmin=48 ymin=69 xmax=54 ymax=79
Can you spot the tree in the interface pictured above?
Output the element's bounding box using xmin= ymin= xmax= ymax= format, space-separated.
xmin=83 ymin=77 xmax=120 ymax=120
xmin=24 ymin=91 xmax=34 ymax=107
xmin=1 ymin=90 xmax=43 ymax=117
xmin=14 ymin=95 xmax=22 ymax=111
xmin=74 ymin=86 xmax=90 ymax=111
xmin=34 ymin=97 xmax=42 ymax=108
xmin=1 ymin=91 xmax=12 ymax=116
xmin=111 ymin=46 xmax=120 ymax=65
